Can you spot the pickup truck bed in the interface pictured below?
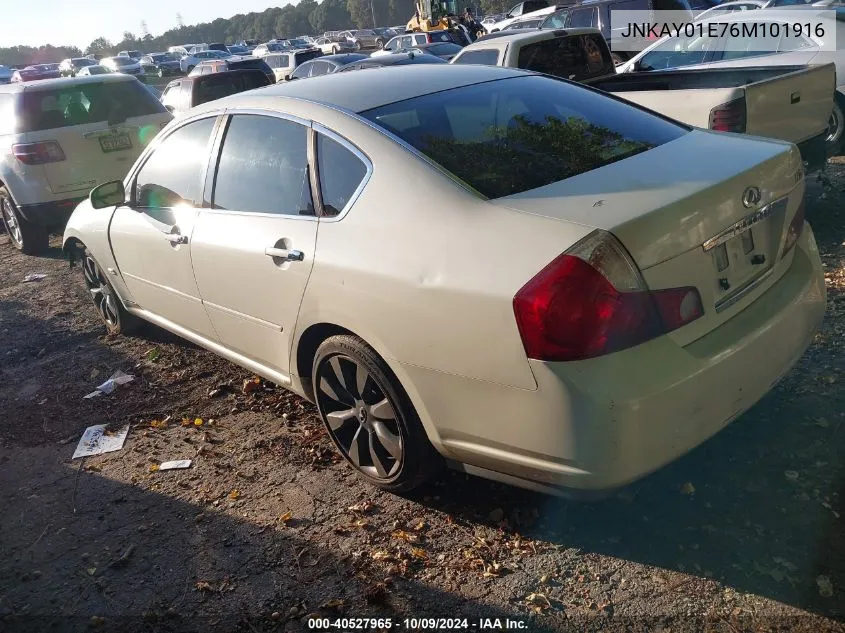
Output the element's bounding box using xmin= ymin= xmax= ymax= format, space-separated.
xmin=451 ymin=28 xmax=834 ymax=170
xmin=590 ymin=65 xmax=834 ymax=157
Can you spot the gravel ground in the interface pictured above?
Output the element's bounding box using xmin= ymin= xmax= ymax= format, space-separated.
xmin=0 ymin=163 xmax=843 ymax=633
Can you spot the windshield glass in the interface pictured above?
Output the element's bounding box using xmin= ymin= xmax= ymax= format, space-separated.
xmin=361 ymin=75 xmax=686 ymax=198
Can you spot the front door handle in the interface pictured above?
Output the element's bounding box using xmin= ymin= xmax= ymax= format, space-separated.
xmin=265 ymin=246 xmax=304 ymax=262
xmin=165 ymin=234 xmax=188 ymax=245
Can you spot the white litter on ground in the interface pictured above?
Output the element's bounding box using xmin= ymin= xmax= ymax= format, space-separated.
xmin=22 ymin=273 xmax=47 ymax=283
xmin=158 ymin=459 xmax=192 ymax=471
xmin=83 ymin=370 xmax=135 ymax=399
xmin=72 ymin=424 xmax=130 ymax=459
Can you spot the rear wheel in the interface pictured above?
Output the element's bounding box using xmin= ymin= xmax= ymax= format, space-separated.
xmin=0 ymin=187 xmax=49 ymax=255
xmin=826 ymin=95 xmax=845 ymax=156
xmin=81 ymin=249 xmax=141 ymax=335
xmin=313 ymin=335 xmax=442 ymax=492
xmin=376 ymin=39 xmax=385 ymax=49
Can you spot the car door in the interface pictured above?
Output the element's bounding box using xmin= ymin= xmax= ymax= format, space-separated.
xmin=189 ymin=112 xmax=318 ymax=376
xmin=109 ymin=115 xmax=220 ymax=340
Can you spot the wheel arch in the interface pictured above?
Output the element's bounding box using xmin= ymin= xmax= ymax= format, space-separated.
xmin=292 ymin=319 xmax=445 ymax=450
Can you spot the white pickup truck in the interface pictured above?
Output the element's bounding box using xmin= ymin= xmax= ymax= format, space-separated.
xmin=451 ymin=28 xmax=835 ymax=169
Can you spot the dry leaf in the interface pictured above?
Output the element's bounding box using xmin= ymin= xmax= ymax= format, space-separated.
xmin=149 ymin=464 xmax=160 ymax=472
xmin=181 ymin=418 xmax=192 ymax=427
xmin=680 ymin=482 xmax=696 ymax=495
xmin=483 ymin=562 xmax=503 ymax=578
xmin=525 ymin=593 xmax=551 ymax=610
xmin=279 ymin=510 xmax=293 ymax=524
xmin=817 ymin=575 xmax=834 ymax=598
xmin=86 ymin=567 xmax=97 ymax=576
xmin=228 ymin=489 xmax=240 ymax=500
xmin=371 ymin=550 xmax=392 ymax=561
xmin=784 ymin=470 xmax=799 ymax=482
xmin=195 ymin=581 xmax=212 ymax=592
xmin=348 ymin=501 xmax=375 ymax=513
xmin=321 ymin=598 xmax=345 ymax=609
xmin=392 ymin=530 xmax=420 ymax=543
xmin=412 ymin=520 xmax=426 ymax=531
xmin=410 ymin=547 xmax=427 ymax=560
xmin=149 ymin=420 xmax=166 ymax=429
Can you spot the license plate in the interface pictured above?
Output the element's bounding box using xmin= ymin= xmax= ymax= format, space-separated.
xmin=99 ymin=133 xmax=132 ymax=153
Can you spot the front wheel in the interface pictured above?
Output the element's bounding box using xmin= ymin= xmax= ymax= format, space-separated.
xmin=355 ymin=41 xmax=362 ymax=51
xmin=376 ymin=39 xmax=385 ymax=49
xmin=81 ymin=249 xmax=141 ymax=336
xmin=0 ymin=187 xmax=48 ymax=255
xmin=313 ymin=335 xmax=442 ymax=492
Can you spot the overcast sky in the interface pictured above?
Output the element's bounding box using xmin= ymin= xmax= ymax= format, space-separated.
xmin=0 ymin=1 xmax=289 ymax=49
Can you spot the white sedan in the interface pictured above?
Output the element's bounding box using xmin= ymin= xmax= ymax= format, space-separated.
xmin=63 ymin=65 xmax=825 ymax=495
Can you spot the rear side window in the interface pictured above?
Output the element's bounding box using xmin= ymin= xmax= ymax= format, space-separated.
xmin=518 ymin=34 xmax=614 ymax=80
xmin=361 ymin=75 xmax=686 ymax=199
xmin=18 ymin=80 xmax=167 ymax=132
xmin=135 ymin=116 xmax=216 ymax=208
xmin=317 ymin=133 xmax=368 ymax=216
xmin=453 ymin=49 xmax=500 ymax=65
xmin=296 ymin=49 xmax=323 ymax=64
xmin=213 ymin=115 xmax=313 ymax=216
xmin=568 ymin=7 xmax=597 ymax=27
xmin=541 ymin=10 xmax=569 ymax=28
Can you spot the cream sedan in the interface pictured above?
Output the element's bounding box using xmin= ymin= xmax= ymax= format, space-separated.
xmin=63 ymin=65 xmax=826 ymax=496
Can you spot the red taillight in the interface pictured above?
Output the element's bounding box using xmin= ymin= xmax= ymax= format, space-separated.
xmin=709 ymin=98 xmax=746 ymax=133
xmin=12 ymin=141 xmax=65 ymax=165
xmin=781 ymin=197 xmax=805 ymax=258
xmin=513 ymin=231 xmax=704 ymax=362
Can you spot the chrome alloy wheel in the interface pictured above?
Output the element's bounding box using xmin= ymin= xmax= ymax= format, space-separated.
xmin=82 ymin=254 xmax=120 ymax=328
xmin=315 ymin=354 xmax=404 ymax=481
xmin=1 ymin=196 xmax=23 ymax=247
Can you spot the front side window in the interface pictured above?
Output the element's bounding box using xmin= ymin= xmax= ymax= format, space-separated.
xmin=361 ymin=75 xmax=686 ymax=199
xmin=135 ymin=117 xmax=216 ymax=208
xmin=212 ymin=115 xmax=313 ymax=216
xmin=453 ymin=49 xmax=500 ymax=65
xmin=317 ymin=133 xmax=368 ymax=217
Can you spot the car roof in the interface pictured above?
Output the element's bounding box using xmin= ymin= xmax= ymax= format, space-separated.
xmin=0 ymin=73 xmax=138 ymax=93
xmin=318 ymin=53 xmax=369 ymax=64
xmin=203 ymin=64 xmax=525 ymax=114
xmin=699 ymin=6 xmax=831 ymax=20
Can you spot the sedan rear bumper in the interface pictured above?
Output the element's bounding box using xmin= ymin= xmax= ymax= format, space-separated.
xmin=401 ymin=226 xmax=826 ymax=493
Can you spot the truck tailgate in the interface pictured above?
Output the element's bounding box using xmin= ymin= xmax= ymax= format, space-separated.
xmin=744 ymin=63 xmax=834 ymax=144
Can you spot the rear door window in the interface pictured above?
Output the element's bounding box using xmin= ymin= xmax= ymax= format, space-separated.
xmin=453 ymin=49 xmax=500 ymax=65
xmin=568 ymin=7 xmax=597 ymax=27
xmin=212 ymin=114 xmax=313 ymax=216
xmin=361 ymin=74 xmax=686 ymax=199
xmin=19 ymin=80 xmax=167 ymax=132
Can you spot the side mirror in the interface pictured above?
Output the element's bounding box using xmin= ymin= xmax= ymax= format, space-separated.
xmin=165 ymin=104 xmax=175 ymax=113
xmin=90 ymin=180 xmax=126 ymax=209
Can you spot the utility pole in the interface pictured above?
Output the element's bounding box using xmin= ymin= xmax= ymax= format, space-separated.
xmin=371 ymin=0 xmax=376 ymax=28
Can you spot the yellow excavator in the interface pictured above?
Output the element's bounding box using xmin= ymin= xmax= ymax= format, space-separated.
xmin=406 ymin=0 xmax=463 ymax=34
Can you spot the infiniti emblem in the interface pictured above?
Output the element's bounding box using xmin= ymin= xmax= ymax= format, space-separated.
xmin=742 ymin=186 xmax=762 ymax=208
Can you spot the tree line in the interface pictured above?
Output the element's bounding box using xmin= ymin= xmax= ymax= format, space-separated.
xmin=1 ymin=0 xmax=514 ymax=66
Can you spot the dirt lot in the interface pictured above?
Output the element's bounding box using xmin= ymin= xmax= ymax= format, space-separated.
xmin=0 ymin=165 xmax=843 ymax=633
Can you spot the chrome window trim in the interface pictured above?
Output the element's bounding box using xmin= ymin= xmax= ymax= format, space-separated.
xmin=312 ymin=123 xmax=374 ymax=223
xmin=206 ymin=108 xmax=318 ymax=221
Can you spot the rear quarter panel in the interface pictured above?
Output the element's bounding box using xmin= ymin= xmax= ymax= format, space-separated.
xmin=609 ymin=87 xmax=743 ymax=127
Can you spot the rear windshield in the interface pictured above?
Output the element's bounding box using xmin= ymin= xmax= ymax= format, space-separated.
xmin=195 ymin=73 xmax=268 ymax=104
xmin=230 ymin=59 xmax=272 ymax=73
xmin=18 ymin=80 xmax=167 ymax=132
xmin=360 ymin=75 xmax=686 ymax=199
xmin=295 ymin=49 xmax=323 ymax=63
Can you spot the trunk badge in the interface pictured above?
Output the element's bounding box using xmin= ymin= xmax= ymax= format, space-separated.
xmin=742 ymin=186 xmax=761 ymax=208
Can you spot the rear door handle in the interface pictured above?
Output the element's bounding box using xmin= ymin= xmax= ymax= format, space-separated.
xmin=265 ymin=247 xmax=304 ymax=262
xmin=165 ymin=234 xmax=188 ymax=245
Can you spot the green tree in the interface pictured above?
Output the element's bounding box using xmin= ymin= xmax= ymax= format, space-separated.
xmin=85 ymin=37 xmax=113 ymax=56
xmin=310 ymin=0 xmax=354 ymax=32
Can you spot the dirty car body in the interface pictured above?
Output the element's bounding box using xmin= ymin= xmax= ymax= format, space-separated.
xmin=63 ymin=65 xmax=826 ymax=496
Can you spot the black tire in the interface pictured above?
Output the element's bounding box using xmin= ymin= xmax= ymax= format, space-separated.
xmin=80 ymin=248 xmax=142 ymax=336
xmin=354 ymin=41 xmax=362 ymax=51
xmin=376 ymin=39 xmax=385 ymax=49
xmin=826 ymin=95 xmax=845 ymax=157
xmin=313 ymin=335 xmax=442 ymax=492
xmin=0 ymin=187 xmax=49 ymax=255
